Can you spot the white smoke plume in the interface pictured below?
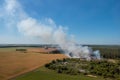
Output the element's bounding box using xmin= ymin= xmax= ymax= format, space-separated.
xmin=0 ymin=0 xmax=101 ymax=60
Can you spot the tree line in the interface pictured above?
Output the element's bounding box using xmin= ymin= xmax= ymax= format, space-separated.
xmin=92 ymin=47 xmax=120 ymax=59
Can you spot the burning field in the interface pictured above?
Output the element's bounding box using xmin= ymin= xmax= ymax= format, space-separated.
xmin=0 ymin=48 xmax=67 ymax=80
xmin=0 ymin=0 xmax=101 ymax=61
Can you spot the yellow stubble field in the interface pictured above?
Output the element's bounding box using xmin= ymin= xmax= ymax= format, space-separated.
xmin=0 ymin=48 xmax=67 ymax=80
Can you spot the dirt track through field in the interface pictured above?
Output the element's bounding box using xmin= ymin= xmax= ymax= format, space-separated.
xmin=0 ymin=49 xmax=67 ymax=80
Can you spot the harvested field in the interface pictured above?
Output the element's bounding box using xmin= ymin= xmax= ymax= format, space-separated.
xmin=0 ymin=48 xmax=67 ymax=80
xmin=27 ymin=48 xmax=57 ymax=53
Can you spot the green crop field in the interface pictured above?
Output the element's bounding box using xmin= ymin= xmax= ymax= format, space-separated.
xmin=14 ymin=67 xmax=107 ymax=80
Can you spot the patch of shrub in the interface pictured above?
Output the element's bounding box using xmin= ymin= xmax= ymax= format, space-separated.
xmin=44 ymin=58 xmax=120 ymax=79
xmin=45 ymin=63 xmax=50 ymax=67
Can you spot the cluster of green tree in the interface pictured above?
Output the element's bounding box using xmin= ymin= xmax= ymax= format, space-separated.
xmin=45 ymin=58 xmax=120 ymax=79
xmin=16 ymin=49 xmax=27 ymax=52
xmin=45 ymin=58 xmax=82 ymax=75
xmin=92 ymin=47 xmax=120 ymax=59
xmin=89 ymin=60 xmax=120 ymax=78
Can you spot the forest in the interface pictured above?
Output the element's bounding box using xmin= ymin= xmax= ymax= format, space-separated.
xmin=92 ymin=46 xmax=120 ymax=59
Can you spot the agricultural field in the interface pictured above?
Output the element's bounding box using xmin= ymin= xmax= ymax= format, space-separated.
xmin=0 ymin=47 xmax=67 ymax=80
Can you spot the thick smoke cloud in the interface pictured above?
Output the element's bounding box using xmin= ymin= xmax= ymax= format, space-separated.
xmin=0 ymin=0 xmax=101 ymax=60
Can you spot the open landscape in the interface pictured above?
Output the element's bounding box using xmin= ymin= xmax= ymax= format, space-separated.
xmin=0 ymin=45 xmax=120 ymax=80
xmin=13 ymin=45 xmax=120 ymax=80
xmin=0 ymin=0 xmax=120 ymax=80
xmin=0 ymin=47 xmax=67 ymax=80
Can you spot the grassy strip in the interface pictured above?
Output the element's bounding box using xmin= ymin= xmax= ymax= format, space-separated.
xmin=13 ymin=67 xmax=106 ymax=80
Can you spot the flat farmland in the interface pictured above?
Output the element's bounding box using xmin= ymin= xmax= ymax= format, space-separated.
xmin=0 ymin=48 xmax=67 ymax=80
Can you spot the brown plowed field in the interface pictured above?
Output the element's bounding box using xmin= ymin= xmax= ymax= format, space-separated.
xmin=0 ymin=48 xmax=67 ymax=80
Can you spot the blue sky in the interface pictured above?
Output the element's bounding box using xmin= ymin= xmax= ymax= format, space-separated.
xmin=0 ymin=0 xmax=120 ymax=45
